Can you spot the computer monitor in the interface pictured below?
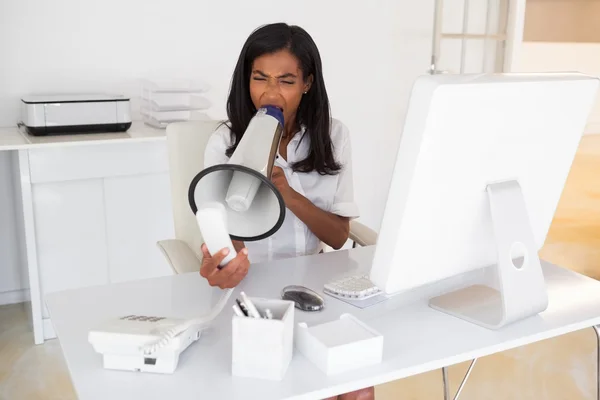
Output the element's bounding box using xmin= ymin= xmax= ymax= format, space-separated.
xmin=369 ymin=72 xmax=599 ymax=329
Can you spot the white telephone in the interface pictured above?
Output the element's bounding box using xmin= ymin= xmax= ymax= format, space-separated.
xmin=88 ymin=288 xmax=233 ymax=374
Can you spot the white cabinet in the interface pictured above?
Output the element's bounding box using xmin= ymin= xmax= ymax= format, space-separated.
xmin=21 ymin=138 xmax=176 ymax=341
xmin=0 ymin=152 xmax=27 ymax=303
xmin=33 ymin=179 xmax=109 ymax=319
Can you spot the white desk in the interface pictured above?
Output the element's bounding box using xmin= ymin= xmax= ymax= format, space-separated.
xmin=46 ymin=246 xmax=600 ymax=400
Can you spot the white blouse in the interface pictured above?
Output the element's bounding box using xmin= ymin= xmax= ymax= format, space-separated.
xmin=204 ymin=118 xmax=360 ymax=263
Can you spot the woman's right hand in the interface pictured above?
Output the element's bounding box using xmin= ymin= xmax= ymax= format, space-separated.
xmin=199 ymin=243 xmax=250 ymax=289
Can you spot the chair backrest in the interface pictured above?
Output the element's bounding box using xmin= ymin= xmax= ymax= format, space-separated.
xmin=165 ymin=119 xmax=221 ymax=259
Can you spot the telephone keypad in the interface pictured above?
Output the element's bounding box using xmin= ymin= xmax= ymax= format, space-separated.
xmin=119 ymin=315 xmax=165 ymax=323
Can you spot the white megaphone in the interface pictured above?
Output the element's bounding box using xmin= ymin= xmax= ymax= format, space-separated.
xmin=189 ymin=105 xmax=286 ymax=244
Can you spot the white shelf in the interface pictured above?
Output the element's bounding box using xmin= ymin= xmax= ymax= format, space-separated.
xmin=0 ymin=127 xmax=29 ymax=150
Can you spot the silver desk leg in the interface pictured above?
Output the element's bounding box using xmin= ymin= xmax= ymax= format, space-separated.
xmin=442 ymin=359 xmax=478 ymax=400
xmin=594 ymin=325 xmax=600 ymax=400
xmin=442 ymin=367 xmax=450 ymax=400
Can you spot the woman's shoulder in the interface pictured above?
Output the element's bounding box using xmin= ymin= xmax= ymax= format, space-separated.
xmin=205 ymin=121 xmax=237 ymax=151
xmin=329 ymin=118 xmax=351 ymax=149
xmin=204 ymin=121 xmax=234 ymax=167
xmin=209 ymin=121 xmax=234 ymax=144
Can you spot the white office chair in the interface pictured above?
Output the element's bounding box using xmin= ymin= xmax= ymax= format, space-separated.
xmin=156 ymin=120 xmax=377 ymax=274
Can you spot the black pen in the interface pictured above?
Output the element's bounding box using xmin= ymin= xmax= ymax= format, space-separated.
xmin=236 ymin=298 xmax=249 ymax=317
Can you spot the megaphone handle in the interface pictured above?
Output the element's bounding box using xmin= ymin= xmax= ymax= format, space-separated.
xmin=196 ymin=205 xmax=237 ymax=268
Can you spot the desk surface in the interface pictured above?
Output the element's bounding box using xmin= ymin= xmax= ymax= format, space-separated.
xmin=0 ymin=121 xmax=165 ymax=151
xmin=46 ymin=246 xmax=600 ymax=400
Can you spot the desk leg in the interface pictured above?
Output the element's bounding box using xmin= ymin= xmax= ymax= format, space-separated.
xmin=442 ymin=367 xmax=450 ymax=400
xmin=442 ymin=359 xmax=477 ymax=400
xmin=14 ymin=150 xmax=44 ymax=344
xmin=15 ymin=150 xmax=44 ymax=344
xmin=594 ymin=325 xmax=600 ymax=400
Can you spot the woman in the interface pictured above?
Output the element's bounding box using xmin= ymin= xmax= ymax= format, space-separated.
xmin=199 ymin=23 xmax=373 ymax=400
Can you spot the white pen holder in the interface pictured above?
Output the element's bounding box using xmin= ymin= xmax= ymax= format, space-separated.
xmin=231 ymin=298 xmax=295 ymax=380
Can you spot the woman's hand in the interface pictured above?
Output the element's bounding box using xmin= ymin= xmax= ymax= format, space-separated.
xmin=271 ymin=166 xmax=296 ymax=204
xmin=199 ymin=243 xmax=249 ymax=289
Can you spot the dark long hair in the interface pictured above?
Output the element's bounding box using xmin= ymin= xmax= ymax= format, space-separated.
xmin=223 ymin=23 xmax=341 ymax=175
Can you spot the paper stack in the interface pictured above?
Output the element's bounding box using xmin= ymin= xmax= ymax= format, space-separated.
xmin=140 ymin=79 xmax=211 ymax=128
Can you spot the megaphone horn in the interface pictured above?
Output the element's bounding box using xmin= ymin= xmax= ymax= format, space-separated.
xmin=188 ymin=105 xmax=287 ymax=242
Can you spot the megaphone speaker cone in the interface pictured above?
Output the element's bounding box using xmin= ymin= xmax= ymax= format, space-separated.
xmin=189 ymin=163 xmax=286 ymax=242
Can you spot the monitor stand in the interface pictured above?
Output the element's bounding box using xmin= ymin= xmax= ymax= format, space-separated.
xmin=429 ymin=180 xmax=549 ymax=330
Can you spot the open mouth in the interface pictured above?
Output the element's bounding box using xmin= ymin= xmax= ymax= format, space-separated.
xmin=262 ymin=104 xmax=283 ymax=113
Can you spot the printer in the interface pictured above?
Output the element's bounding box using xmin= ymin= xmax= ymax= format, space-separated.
xmin=20 ymin=94 xmax=132 ymax=136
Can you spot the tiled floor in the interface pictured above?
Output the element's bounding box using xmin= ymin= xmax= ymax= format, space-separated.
xmin=2 ymin=134 xmax=600 ymax=399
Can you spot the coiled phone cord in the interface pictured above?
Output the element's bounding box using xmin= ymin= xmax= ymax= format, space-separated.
xmin=140 ymin=288 xmax=234 ymax=355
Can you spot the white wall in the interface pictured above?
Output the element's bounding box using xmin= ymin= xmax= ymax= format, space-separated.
xmin=0 ymin=0 xmax=437 ymax=297
xmin=514 ymin=42 xmax=600 ymax=134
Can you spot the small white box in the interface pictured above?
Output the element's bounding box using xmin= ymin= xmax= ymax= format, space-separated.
xmin=295 ymin=314 xmax=383 ymax=375
xmin=231 ymin=298 xmax=295 ymax=381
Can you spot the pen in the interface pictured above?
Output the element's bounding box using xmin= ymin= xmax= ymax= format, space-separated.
xmin=232 ymin=304 xmax=245 ymax=317
xmin=236 ymin=299 xmax=249 ymax=317
xmin=240 ymin=292 xmax=261 ymax=319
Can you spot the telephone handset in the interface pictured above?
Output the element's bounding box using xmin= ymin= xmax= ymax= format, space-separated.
xmin=88 ymin=288 xmax=233 ymax=374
